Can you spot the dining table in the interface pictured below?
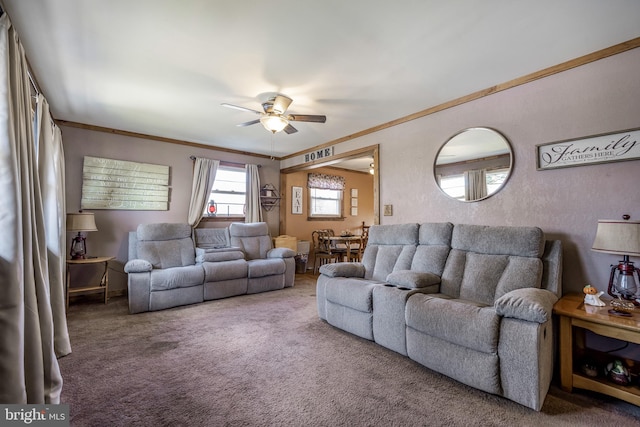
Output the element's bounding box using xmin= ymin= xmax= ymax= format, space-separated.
xmin=321 ymin=234 xmax=364 ymax=262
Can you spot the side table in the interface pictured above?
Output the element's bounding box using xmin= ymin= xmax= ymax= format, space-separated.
xmin=66 ymin=256 xmax=114 ymax=308
xmin=553 ymin=293 xmax=640 ymax=406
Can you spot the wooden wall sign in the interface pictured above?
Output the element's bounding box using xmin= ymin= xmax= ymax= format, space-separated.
xmin=81 ymin=156 xmax=170 ymax=210
xmin=536 ymin=128 xmax=640 ymax=170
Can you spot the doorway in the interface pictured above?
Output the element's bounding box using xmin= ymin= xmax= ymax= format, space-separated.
xmin=279 ymin=144 xmax=379 ymax=238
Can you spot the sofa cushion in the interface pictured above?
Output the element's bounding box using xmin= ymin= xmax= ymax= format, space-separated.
xmin=137 ymin=222 xmax=192 ymax=241
xmin=325 ymin=279 xmax=381 ymax=313
xmin=247 ymin=258 xmax=285 ymax=278
xmin=494 ymin=256 xmax=543 ymax=300
xmin=361 ymin=223 xmax=420 ymax=281
xmin=196 ymin=247 xmax=245 ymax=263
xmin=364 ymin=245 xmax=417 ymax=281
xmin=459 ymin=253 xmax=510 ymax=305
xmin=451 ymin=224 xmax=544 ymax=258
xmin=410 ymin=245 xmax=451 ymax=276
xmin=150 ymin=265 xmax=204 ymax=291
xmin=457 ymin=253 xmax=543 ymax=306
xmin=136 ymin=223 xmax=196 ymax=269
xmin=386 ymin=270 xmax=440 ymax=289
xmin=194 ymin=227 xmax=230 ymax=249
xmin=418 ymin=222 xmax=454 ymax=246
xmin=229 ymin=222 xmax=273 ymax=260
xmin=203 ymin=258 xmax=248 ymax=281
xmin=406 ymin=295 xmax=500 ymax=354
xmin=137 ymin=238 xmax=196 ymax=269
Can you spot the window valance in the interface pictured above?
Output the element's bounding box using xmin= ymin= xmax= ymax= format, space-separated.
xmin=307 ymin=173 xmax=345 ymax=190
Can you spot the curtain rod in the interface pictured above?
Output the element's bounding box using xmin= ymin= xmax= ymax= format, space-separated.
xmin=189 ymin=156 xmax=261 ymax=168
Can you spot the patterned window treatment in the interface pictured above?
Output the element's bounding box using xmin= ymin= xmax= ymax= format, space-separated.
xmin=307 ymin=173 xmax=345 ymax=190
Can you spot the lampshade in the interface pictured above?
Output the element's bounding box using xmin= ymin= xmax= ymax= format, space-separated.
xmin=66 ymin=212 xmax=98 ymax=232
xmin=592 ymin=219 xmax=640 ymax=256
xmin=260 ymin=114 xmax=288 ymax=133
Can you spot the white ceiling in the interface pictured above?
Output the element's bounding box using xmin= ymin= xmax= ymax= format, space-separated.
xmin=3 ymin=1 xmax=640 ymax=166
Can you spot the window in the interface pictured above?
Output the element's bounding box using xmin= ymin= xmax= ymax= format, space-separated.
xmin=439 ymin=174 xmax=465 ymax=201
xmin=438 ymin=168 xmax=509 ymax=201
xmin=486 ymin=168 xmax=509 ymax=195
xmin=203 ymin=166 xmax=246 ymax=218
xmin=309 ymin=188 xmax=343 ymax=217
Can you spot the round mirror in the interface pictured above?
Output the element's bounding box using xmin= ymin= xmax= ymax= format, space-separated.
xmin=434 ymin=127 xmax=513 ymax=202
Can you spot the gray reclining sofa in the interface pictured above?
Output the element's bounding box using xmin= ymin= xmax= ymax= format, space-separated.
xmin=125 ymin=222 xmax=295 ymax=314
xmin=316 ymin=222 xmax=562 ymax=411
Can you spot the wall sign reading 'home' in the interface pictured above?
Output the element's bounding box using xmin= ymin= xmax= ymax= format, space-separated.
xmin=81 ymin=156 xmax=170 ymax=210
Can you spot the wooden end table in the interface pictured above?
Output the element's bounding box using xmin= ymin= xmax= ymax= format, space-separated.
xmin=66 ymin=256 xmax=114 ymax=308
xmin=553 ymin=293 xmax=640 ymax=406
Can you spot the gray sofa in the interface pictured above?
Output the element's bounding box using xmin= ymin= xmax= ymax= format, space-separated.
xmin=316 ymin=222 xmax=562 ymax=411
xmin=124 ymin=222 xmax=296 ymax=314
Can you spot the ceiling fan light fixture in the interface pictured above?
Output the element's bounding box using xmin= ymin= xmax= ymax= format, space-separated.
xmin=260 ymin=114 xmax=289 ymax=133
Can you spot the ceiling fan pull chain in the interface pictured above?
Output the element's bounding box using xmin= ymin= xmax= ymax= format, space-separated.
xmin=270 ymin=132 xmax=275 ymax=161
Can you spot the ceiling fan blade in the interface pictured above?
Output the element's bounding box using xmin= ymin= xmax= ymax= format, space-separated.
xmin=288 ymin=114 xmax=327 ymax=123
xmin=221 ymin=103 xmax=262 ymax=115
xmin=237 ymin=119 xmax=261 ymax=127
xmin=272 ymin=95 xmax=293 ymax=115
xmin=284 ymin=124 xmax=298 ymax=134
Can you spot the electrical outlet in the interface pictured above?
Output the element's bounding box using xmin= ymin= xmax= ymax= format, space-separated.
xmin=384 ymin=204 xmax=393 ymax=216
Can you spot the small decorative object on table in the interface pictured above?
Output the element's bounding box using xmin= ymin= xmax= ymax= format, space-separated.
xmin=605 ymin=359 xmax=631 ymax=386
xmin=580 ymin=358 xmax=599 ymax=378
xmin=609 ymin=298 xmax=635 ymax=317
xmin=583 ymin=284 xmax=606 ymax=307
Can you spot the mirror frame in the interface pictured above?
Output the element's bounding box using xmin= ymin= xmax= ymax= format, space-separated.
xmin=434 ymin=127 xmax=513 ymax=202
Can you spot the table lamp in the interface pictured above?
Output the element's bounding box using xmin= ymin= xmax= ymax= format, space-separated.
xmin=66 ymin=212 xmax=98 ymax=259
xmin=591 ymin=215 xmax=640 ymax=303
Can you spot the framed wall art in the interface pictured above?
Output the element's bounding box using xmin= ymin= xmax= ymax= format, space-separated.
xmin=292 ymin=186 xmax=303 ymax=214
xmin=536 ymin=128 xmax=640 ymax=170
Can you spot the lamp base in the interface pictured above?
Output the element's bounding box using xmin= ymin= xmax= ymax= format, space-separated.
xmin=607 ymin=259 xmax=640 ymax=306
xmin=70 ymin=233 xmax=87 ymax=260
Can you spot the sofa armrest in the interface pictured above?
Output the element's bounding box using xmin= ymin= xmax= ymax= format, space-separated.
xmin=267 ymin=247 xmax=296 ymax=258
xmin=124 ymin=259 xmax=153 ymax=273
xmin=494 ymin=288 xmax=559 ymax=323
xmin=319 ymin=262 xmax=365 ymax=278
xmin=386 ymin=270 xmax=440 ymax=289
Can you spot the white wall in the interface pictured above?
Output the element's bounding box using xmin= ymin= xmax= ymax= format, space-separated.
xmin=283 ymin=47 xmax=640 ymax=295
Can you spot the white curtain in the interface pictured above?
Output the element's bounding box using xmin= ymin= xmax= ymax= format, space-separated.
xmin=245 ymin=164 xmax=262 ymax=223
xmin=35 ymin=94 xmax=71 ymax=358
xmin=0 ymin=13 xmax=64 ymax=403
xmin=464 ymin=169 xmax=487 ymax=201
xmin=187 ymin=157 xmax=219 ymax=227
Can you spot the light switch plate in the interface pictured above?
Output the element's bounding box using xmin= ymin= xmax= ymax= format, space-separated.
xmin=383 ymin=204 xmax=393 ymax=216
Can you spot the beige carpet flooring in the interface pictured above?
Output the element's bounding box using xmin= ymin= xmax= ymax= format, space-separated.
xmin=59 ymin=275 xmax=640 ymax=426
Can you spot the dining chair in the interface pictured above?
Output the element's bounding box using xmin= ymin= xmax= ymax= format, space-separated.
xmin=311 ymin=230 xmax=341 ymax=274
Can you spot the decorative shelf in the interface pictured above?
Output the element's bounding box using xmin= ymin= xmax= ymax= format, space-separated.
xmin=260 ymin=184 xmax=280 ymax=211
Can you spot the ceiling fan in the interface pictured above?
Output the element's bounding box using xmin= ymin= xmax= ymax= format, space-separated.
xmin=221 ymin=94 xmax=326 ymax=134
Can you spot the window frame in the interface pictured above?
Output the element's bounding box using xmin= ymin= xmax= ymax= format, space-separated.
xmin=201 ymin=165 xmax=246 ymax=221
xmin=308 ymin=187 xmax=344 ymax=220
